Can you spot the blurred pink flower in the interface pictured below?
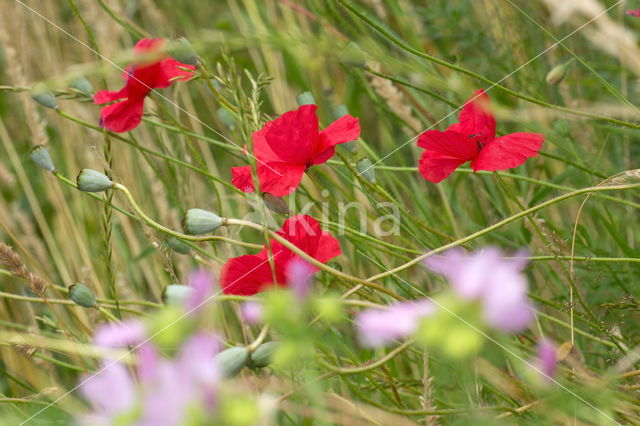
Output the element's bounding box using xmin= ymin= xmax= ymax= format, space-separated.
xmin=425 ymin=247 xmax=534 ymax=332
xmin=286 ymin=257 xmax=314 ymax=300
xmin=535 ymin=339 xmax=557 ymax=380
xmin=93 ymin=319 xmax=147 ymax=348
xmin=241 ymin=301 xmax=264 ymax=324
xmin=356 ymin=301 xmax=434 ymax=347
xmin=185 ymin=268 xmax=215 ymax=312
xmin=80 ymin=328 xmax=220 ymax=425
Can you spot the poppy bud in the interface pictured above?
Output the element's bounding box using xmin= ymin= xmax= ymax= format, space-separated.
xmin=356 ymin=158 xmax=376 ymax=183
xmin=30 ymin=145 xmax=56 ymax=172
xmin=340 ymin=42 xmax=367 ymax=68
xmin=249 ymin=341 xmax=279 ymax=369
xmin=262 ymin=193 xmax=289 ymax=216
xmin=217 ymin=107 xmax=236 ymax=130
xmin=215 ymin=346 xmax=249 ymax=378
xmin=76 ymin=169 xmax=113 ymax=192
xmin=164 ymin=284 xmax=192 ymax=306
xmin=166 ymin=237 xmax=192 ymax=255
xmin=167 ymin=37 xmax=199 ymax=66
xmin=546 ymin=62 xmax=570 ymax=85
xmin=296 ymin=91 xmax=316 ymax=106
xmin=334 ymin=105 xmax=357 ymax=152
xmin=30 ymin=82 xmax=58 ymax=110
xmin=69 ymin=76 xmax=94 ymax=96
xmin=68 ymin=283 xmax=97 ymax=308
xmin=182 ymin=208 xmax=223 ymax=235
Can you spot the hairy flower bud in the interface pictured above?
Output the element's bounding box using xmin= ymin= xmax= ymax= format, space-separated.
xmin=182 ymin=208 xmax=223 ymax=235
xmin=164 ymin=284 xmax=192 ymax=306
xmin=69 ymin=76 xmax=94 ymax=96
xmin=356 ymin=158 xmax=376 ymax=183
xmin=215 ymin=346 xmax=249 ymax=378
xmin=76 ymin=169 xmax=113 ymax=192
xmin=68 ymin=283 xmax=97 ymax=308
xmin=167 ymin=37 xmax=199 ymax=66
xmin=546 ymin=63 xmax=569 ymax=85
xmin=296 ymin=91 xmax=316 ymax=106
xmin=262 ymin=193 xmax=289 ymax=215
xmin=30 ymin=82 xmax=58 ymax=110
xmin=166 ymin=237 xmax=192 ymax=255
xmin=249 ymin=341 xmax=279 ymax=369
xmin=30 ymin=145 xmax=56 ymax=172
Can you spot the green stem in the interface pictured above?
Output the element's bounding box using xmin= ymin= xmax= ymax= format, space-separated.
xmin=321 ymin=339 xmax=414 ymax=374
xmin=336 ymin=0 xmax=640 ymax=130
xmin=366 ymin=183 xmax=640 ymax=282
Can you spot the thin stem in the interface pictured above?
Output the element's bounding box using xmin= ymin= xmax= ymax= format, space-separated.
xmin=366 ymin=184 xmax=640 ymax=282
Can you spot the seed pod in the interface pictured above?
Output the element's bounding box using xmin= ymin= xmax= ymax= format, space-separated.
xmin=262 ymin=193 xmax=289 ymax=216
xmin=30 ymin=82 xmax=58 ymax=110
xmin=296 ymin=91 xmax=316 ymax=106
xmin=249 ymin=341 xmax=279 ymax=369
xmin=166 ymin=237 xmax=192 ymax=255
xmin=182 ymin=208 xmax=223 ymax=235
xmin=164 ymin=284 xmax=192 ymax=306
xmin=76 ymin=169 xmax=113 ymax=192
xmin=546 ymin=63 xmax=569 ymax=85
xmin=215 ymin=346 xmax=249 ymax=378
xmin=69 ymin=76 xmax=94 ymax=96
xmin=167 ymin=37 xmax=199 ymax=66
xmin=356 ymin=158 xmax=376 ymax=183
xmin=68 ymin=283 xmax=97 ymax=308
xmin=30 ymin=145 xmax=56 ymax=172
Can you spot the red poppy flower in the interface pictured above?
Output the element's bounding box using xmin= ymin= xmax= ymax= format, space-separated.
xmin=417 ymin=89 xmax=544 ymax=183
xmin=94 ymin=38 xmax=195 ymax=133
xmin=231 ymin=105 xmax=360 ymax=197
xmin=220 ymin=215 xmax=341 ymax=295
xmin=627 ymin=9 xmax=640 ymax=17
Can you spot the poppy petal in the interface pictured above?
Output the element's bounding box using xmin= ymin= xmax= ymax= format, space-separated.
xmin=221 ymin=251 xmax=288 ymax=295
xmin=94 ymin=88 xmax=128 ymax=105
xmin=417 ymin=130 xmax=478 ymax=183
xmin=231 ymin=166 xmax=255 ymax=193
xmin=99 ymin=98 xmax=145 ymax=133
xmin=471 ymin=132 xmax=543 ymax=172
xmin=133 ymin=37 xmax=164 ymax=54
xmin=457 ymin=89 xmax=496 ymax=143
xmin=156 ymin=58 xmax=195 ymax=89
xmin=313 ymin=114 xmax=360 ymax=165
xmin=257 ymin=162 xmax=307 ymax=197
xmin=274 ymin=215 xmax=341 ymax=264
xmin=257 ymin=105 xmax=319 ymax=165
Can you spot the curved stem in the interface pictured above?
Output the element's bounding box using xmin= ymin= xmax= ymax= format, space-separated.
xmin=321 ymin=339 xmax=414 ymax=374
xmin=112 ymin=184 xmax=261 ymax=249
xmin=366 ymin=184 xmax=640 ymax=282
xmin=223 ymin=218 xmax=406 ymax=301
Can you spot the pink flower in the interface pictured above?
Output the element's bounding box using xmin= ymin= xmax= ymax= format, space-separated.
xmin=535 ymin=339 xmax=557 ymax=380
xmin=286 ymin=257 xmax=315 ymax=300
xmin=424 ymin=248 xmax=534 ymax=332
xmin=79 ymin=331 xmax=220 ymax=425
xmin=185 ymin=268 xmax=215 ymax=312
xmin=356 ymin=301 xmax=434 ymax=347
xmin=93 ymin=319 xmax=147 ymax=348
xmin=241 ymin=301 xmax=264 ymax=324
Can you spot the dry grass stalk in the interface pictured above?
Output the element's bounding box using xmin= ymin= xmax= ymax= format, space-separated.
xmin=0 ymin=242 xmax=48 ymax=295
